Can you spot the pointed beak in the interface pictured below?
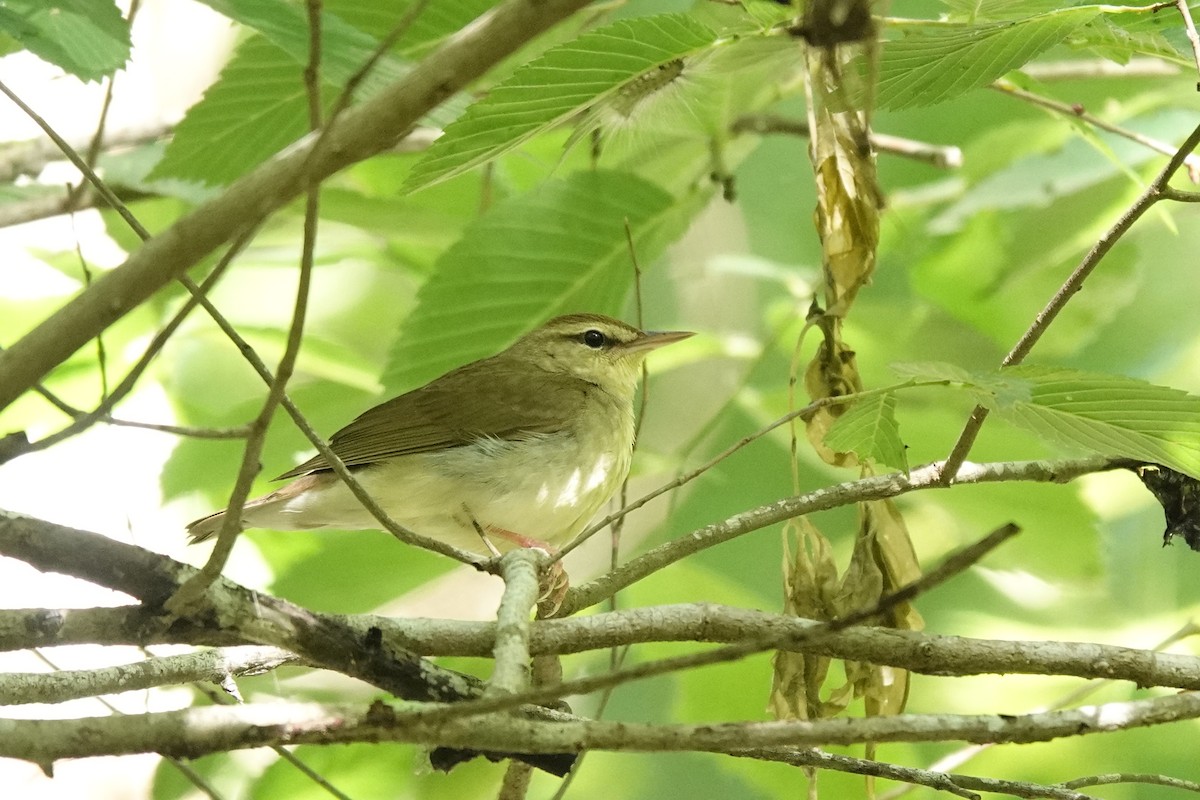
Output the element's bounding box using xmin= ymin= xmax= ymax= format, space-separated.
xmin=623 ymin=328 xmax=695 ymax=354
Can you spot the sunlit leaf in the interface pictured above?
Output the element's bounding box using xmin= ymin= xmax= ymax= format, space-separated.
xmin=825 ymin=392 xmax=909 ymax=473
xmin=1068 ymin=17 xmax=1190 ymax=65
xmin=383 ymin=169 xmax=710 ymax=392
xmin=878 ymin=8 xmax=1099 ymax=109
xmin=985 ymin=366 xmax=1200 ymax=479
xmin=402 ymin=14 xmax=720 ymax=192
xmin=0 ymin=0 xmax=129 ymax=81
xmin=150 ymin=36 xmax=333 ymax=185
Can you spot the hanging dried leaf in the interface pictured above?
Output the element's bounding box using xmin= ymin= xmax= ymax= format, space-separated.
xmin=771 ymin=516 xmax=840 ymax=720
xmin=773 ymin=20 xmax=923 ymax=732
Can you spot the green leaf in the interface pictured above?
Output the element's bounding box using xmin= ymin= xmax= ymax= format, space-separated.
xmin=157 ymin=3 xmax=466 ymax=185
xmin=878 ymin=8 xmax=1099 ymax=110
xmin=825 ymin=392 xmax=909 ymax=473
xmin=382 ymin=169 xmax=708 ymax=392
xmin=97 ymin=142 xmax=220 ymax=204
xmin=151 ymin=35 xmax=333 ymax=185
xmin=986 ymin=366 xmax=1200 ymax=479
xmin=892 ymin=361 xmax=979 ymax=386
xmin=1112 ymin=2 xmax=1199 ymax=60
xmin=402 ymin=13 xmax=720 ymax=193
xmin=941 ymin=0 xmax=1076 ymax=22
xmin=325 ymin=0 xmax=500 ymax=57
xmin=197 ymin=0 xmax=404 ymax=86
xmin=1068 ymin=18 xmax=1190 ymax=66
xmin=739 ymin=0 xmax=796 ymax=29
xmin=0 ymin=0 xmax=130 ymax=81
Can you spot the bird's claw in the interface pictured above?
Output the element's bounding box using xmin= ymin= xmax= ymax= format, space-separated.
xmin=536 ymin=559 xmax=570 ymax=617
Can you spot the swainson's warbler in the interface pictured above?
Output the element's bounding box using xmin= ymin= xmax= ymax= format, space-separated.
xmin=187 ymin=314 xmax=692 ymax=563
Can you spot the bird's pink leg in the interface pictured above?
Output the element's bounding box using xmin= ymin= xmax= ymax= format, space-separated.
xmin=487 ymin=526 xmax=569 ymax=614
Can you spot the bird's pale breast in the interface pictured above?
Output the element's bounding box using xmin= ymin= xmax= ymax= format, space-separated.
xmin=265 ymin=411 xmax=635 ymax=555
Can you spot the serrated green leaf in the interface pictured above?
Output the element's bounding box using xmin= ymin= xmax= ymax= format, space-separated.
xmin=740 ymin=0 xmax=797 ymax=29
xmin=382 ymin=169 xmax=708 ymax=392
xmin=198 ymin=0 xmax=405 ymax=86
xmin=0 ymin=0 xmax=129 ymax=81
xmin=158 ymin=3 xmax=466 ymax=185
xmin=987 ymin=366 xmax=1200 ymax=479
xmin=1113 ymin=1 xmax=1199 ymax=59
xmin=402 ymin=14 xmax=720 ymax=193
xmin=325 ymin=0 xmax=499 ymax=57
xmin=879 ymin=8 xmax=1099 ymax=110
xmin=941 ymin=0 xmax=1075 ymax=22
xmin=891 ymin=361 xmax=977 ymax=385
xmin=825 ymin=393 xmax=909 ymax=473
xmin=151 ymin=35 xmax=336 ymax=186
xmin=892 ymin=361 xmax=1033 ymax=406
xmin=1068 ymin=18 xmax=1190 ymax=66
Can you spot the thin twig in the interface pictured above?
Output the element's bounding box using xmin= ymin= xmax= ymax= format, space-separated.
xmin=991 ymin=79 xmax=1200 ymax=182
xmin=0 ymin=123 xmax=170 ymax=183
xmin=172 ymin=0 xmax=328 ymax=603
xmin=2 ymin=234 xmax=251 ymax=463
xmin=939 ymin=122 xmax=1200 ymax=483
xmin=1061 ymin=772 xmax=1200 ymax=793
xmin=563 ymin=457 xmax=1115 ymax=615
xmin=732 ymin=114 xmax=963 ymax=169
xmin=94 ymin=418 xmax=251 ymax=439
xmin=744 ymin=747 xmax=1100 ymax=800
xmin=612 ymin=218 xmax=650 ymax=581
xmin=1021 ymin=57 xmax=1179 ymax=80
xmin=1176 ymin=0 xmax=1200 ymax=87
xmin=31 ymin=650 xmax=224 ymax=799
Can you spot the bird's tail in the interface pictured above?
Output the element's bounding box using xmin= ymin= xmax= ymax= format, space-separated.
xmin=185 ymin=510 xmax=233 ymax=544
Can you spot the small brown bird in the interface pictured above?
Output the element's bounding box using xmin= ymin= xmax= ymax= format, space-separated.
xmin=187 ymin=314 xmax=692 ymax=561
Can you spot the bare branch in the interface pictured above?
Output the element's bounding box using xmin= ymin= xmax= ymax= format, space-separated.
xmin=3 ymin=692 xmax=1199 ymax=763
xmin=744 ymin=747 xmax=1097 ymax=800
xmin=732 ymin=113 xmax=963 ymax=169
xmin=489 ymin=549 xmax=544 ymax=696
xmin=1175 ymin=0 xmax=1200 ymax=86
xmin=992 ymin=79 xmax=1200 ymax=181
xmin=9 ymin=602 xmax=1200 ymax=693
xmin=0 ymin=647 xmax=298 ymax=705
xmin=171 ymin=0 xmax=328 ymax=606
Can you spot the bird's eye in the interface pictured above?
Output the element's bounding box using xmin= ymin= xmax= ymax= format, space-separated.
xmin=582 ymin=329 xmax=607 ymax=349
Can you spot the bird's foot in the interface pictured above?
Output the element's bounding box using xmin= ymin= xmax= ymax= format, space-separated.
xmin=488 ymin=527 xmax=570 ymax=616
xmin=536 ymin=561 xmax=570 ymax=618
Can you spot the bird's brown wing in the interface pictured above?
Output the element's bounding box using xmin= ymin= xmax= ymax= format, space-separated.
xmin=275 ymin=362 xmax=592 ymax=479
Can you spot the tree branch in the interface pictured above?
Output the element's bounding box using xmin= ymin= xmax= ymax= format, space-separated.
xmin=0 ymin=0 xmax=596 ymax=414
xmin=10 ymin=602 xmax=1200 ymax=693
xmin=0 ymin=647 xmax=299 ymax=705
xmin=562 ymin=457 xmax=1121 ymax=614
xmin=0 ymin=510 xmax=500 ymax=706
xmin=3 ymin=691 xmax=1198 ymax=763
